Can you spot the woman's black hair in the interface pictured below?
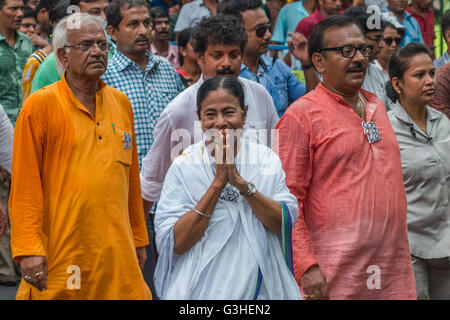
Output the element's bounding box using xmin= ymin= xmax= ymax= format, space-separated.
xmin=385 ymin=42 xmax=433 ymax=103
xmin=177 ymin=27 xmax=193 ymax=67
xmin=197 ymin=77 xmax=245 ymax=115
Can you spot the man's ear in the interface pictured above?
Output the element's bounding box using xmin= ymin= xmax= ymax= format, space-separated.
xmin=195 ymin=52 xmax=204 ymax=69
xmin=311 ymin=52 xmax=325 ymax=74
xmin=107 ymin=25 xmax=118 ymax=43
xmin=445 ymin=30 xmax=450 ymax=45
xmin=56 ymin=47 xmax=69 ymax=70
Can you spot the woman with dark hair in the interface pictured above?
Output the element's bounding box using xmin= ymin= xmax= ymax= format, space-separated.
xmin=387 ymin=43 xmax=450 ymax=300
xmin=153 ymin=77 xmax=301 ymax=300
xmin=375 ymin=21 xmax=404 ymax=81
xmin=176 ymin=27 xmax=200 ymax=89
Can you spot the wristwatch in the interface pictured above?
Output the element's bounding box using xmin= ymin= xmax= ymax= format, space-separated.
xmin=241 ymin=182 xmax=257 ymax=197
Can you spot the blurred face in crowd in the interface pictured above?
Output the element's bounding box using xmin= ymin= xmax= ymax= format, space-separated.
xmin=364 ymin=30 xmax=383 ymax=61
xmin=392 ymin=53 xmax=435 ymax=107
xmin=197 ymin=43 xmax=243 ymax=80
xmin=313 ymin=23 xmax=369 ymax=96
xmin=242 ymin=8 xmax=271 ymax=56
xmin=108 ymin=5 xmax=152 ymax=59
xmin=25 ymin=0 xmax=39 ymax=10
xmin=378 ymin=26 xmax=401 ymax=61
xmin=18 ymin=14 xmax=36 ymax=37
xmin=179 ymin=39 xmax=196 ymax=66
xmin=319 ymin=0 xmax=342 ymax=16
xmin=153 ymin=16 xmax=169 ymax=42
xmin=59 ymin=22 xmax=108 ymax=79
xmin=79 ymin=0 xmax=110 ymax=20
xmin=414 ymin=0 xmax=432 ymax=11
xmin=387 ymin=0 xmax=408 ymax=14
xmin=0 ymin=0 xmax=24 ymax=32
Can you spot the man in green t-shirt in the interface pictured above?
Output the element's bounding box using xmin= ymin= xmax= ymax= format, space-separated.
xmin=0 ymin=0 xmax=33 ymax=125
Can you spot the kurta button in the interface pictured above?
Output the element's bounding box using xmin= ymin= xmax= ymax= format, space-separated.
xmin=99 ymin=135 xmax=102 ymax=140
xmin=97 ymin=122 xmax=100 ymax=126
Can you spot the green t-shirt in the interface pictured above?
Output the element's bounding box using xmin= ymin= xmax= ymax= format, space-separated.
xmin=30 ymin=52 xmax=59 ymax=94
xmin=0 ymin=31 xmax=33 ymax=124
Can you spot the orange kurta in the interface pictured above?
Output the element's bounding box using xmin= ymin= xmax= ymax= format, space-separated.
xmin=9 ymin=74 xmax=151 ymax=300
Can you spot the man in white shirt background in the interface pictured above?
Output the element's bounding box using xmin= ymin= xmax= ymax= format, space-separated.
xmin=140 ymin=13 xmax=279 ymax=225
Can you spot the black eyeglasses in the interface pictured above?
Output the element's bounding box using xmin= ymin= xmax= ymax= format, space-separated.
xmin=64 ymin=40 xmax=111 ymax=52
xmin=247 ymin=23 xmax=271 ymax=38
xmin=383 ymin=37 xmax=402 ymax=46
xmin=318 ymin=44 xmax=374 ymax=58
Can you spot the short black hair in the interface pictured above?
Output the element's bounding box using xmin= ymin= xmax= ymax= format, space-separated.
xmin=221 ymin=0 xmax=262 ymax=20
xmin=150 ymin=6 xmax=169 ymax=20
xmin=36 ymin=0 xmax=53 ymax=12
xmin=106 ymin=0 xmax=150 ymax=28
xmin=197 ymin=76 xmax=245 ymax=115
xmin=386 ymin=42 xmax=433 ymax=103
xmin=442 ymin=10 xmax=450 ymax=43
xmin=344 ymin=6 xmax=385 ymax=35
xmin=50 ymin=0 xmax=70 ymax=24
xmin=23 ymin=5 xmax=37 ymax=19
xmin=308 ymin=15 xmax=357 ymax=62
xmin=191 ymin=14 xmax=248 ymax=55
xmin=177 ymin=27 xmax=193 ymax=66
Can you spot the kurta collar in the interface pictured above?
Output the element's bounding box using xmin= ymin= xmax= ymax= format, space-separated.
xmin=316 ymin=83 xmax=380 ymax=121
xmin=59 ymin=72 xmax=107 ymax=117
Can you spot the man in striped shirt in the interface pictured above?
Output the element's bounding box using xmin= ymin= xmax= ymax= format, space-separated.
xmin=101 ymin=0 xmax=182 ymax=298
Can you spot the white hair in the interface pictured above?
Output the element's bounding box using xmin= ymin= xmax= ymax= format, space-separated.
xmin=53 ymin=13 xmax=108 ymax=75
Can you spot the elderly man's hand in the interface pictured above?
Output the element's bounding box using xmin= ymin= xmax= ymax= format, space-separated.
xmin=136 ymin=246 xmax=147 ymax=271
xmin=20 ymin=256 xmax=48 ymax=291
xmin=0 ymin=201 xmax=6 ymax=238
xmin=300 ymin=265 xmax=330 ymax=300
xmin=287 ymin=32 xmax=311 ymax=66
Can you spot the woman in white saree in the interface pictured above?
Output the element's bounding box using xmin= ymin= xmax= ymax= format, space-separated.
xmin=153 ymin=77 xmax=302 ymax=300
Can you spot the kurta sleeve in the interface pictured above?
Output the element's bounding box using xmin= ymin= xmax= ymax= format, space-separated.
xmin=9 ymin=96 xmax=47 ymax=262
xmin=275 ymin=110 xmax=318 ymax=286
xmin=126 ymin=104 xmax=149 ymax=248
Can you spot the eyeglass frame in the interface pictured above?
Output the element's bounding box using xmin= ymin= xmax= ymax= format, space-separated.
xmin=318 ymin=44 xmax=374 ymax=58
xmin=246 ymin=23 xmax=271 ymax=38
xmin=64 ymin=40 xmax=112 ymax=53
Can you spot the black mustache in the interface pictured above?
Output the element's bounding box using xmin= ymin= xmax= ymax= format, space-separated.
xmin=217 ymin=68 xmax=235 ymax=75
xmin=135 ymin=36 xmax=149 ymax=43
xmin=347 ymin=63 xmax=364 ymax=72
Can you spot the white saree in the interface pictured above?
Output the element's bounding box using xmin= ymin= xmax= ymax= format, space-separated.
xmin=153 ymin=138 xmax=302 ymax=300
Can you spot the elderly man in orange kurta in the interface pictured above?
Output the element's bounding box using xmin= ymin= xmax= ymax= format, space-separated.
xmin=276 ymin=16 xmax=416 ymax=300
xmin=9 ymin=13 xmax=152 ymax=300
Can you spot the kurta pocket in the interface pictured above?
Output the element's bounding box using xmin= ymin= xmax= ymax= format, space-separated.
xmin=114 ymin=126 xmax=133 ymax=166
